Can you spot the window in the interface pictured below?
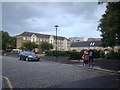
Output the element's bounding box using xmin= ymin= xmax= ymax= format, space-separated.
xmin=33 ymin=38 xmax=35 ymax=42
xmin=93 ymin=43 xmax=95 ymax=45
xmin=90 ymin=43 xmax=92 ymax=46
xmin=32 ymin=34 xmax=36 ymax=37
xmin=23 ymin=37 xmax=26 ymax=40
xmin=90 ymin=42 xmax=95 ymax=46
xmin=40 ymin=39 xmax=42 ymax=41
xmin=27 ymin=37 xmax=30 ymax=40
xmin=26 ymin=37 xmax=27 ymax=40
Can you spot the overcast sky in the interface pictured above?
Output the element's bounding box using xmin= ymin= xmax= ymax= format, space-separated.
xmin=2 ymin=2 xmax=106 ymax=40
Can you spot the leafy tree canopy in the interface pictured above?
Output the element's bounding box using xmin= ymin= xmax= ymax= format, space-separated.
xmin=0 ymin=30 xmax=16 ymax=50
xmin=98 ymin=2 xmax=120 ymax=47
xmin=38 ymin=41 xmax=53 ymax=52
xmin=21 ymin=41 xmax=38 ymax=51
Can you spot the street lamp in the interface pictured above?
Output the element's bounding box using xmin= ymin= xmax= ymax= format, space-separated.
xmin=115 ymin=33 xmax=119 ymax=46
xmin=114 ymin=33 xmax=120 ymax=52
xmin=54 ymin=25 xmax=59 ymax=51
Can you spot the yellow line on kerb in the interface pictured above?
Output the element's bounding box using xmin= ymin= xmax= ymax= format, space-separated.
xmin=0 ymin=75 xmax=13 ymax=90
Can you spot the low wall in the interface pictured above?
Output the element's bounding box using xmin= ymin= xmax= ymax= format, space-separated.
xmin=92 ymin=59 xmax=120 ymax=71
xmin=101 ymin=59 xmax=120 ymax=71
xmin=94 ymin=59 xmax=102 ymax=66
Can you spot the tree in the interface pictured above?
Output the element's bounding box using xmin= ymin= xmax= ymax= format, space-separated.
xmin=1 ymin=31 xmax=10 ymax=50
xmin=38 ymin=41 xmax=53 ymax=52
xmin=0 ymin=30 xmax=16 ymax=50
xmin=18 ymin=46 xmax=27 ymax=50
xmin=9 ymin=36 xmax=16 ymax=49
xmin=21 ymin=41 xmax=38 ymax=51
xmin=98 ymin=2 xmax=120 ymax=47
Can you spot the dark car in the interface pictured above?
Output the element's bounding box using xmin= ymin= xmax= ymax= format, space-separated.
xmin=1 ymin=50 xmax=12 ymax=55
xmin=18 ymin=51 xmax=40 ymax=61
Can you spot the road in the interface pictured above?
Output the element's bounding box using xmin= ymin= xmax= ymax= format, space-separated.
xmin=1 ymin=55 xmax=120 ymax=88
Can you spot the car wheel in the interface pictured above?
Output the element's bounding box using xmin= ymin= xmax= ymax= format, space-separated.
xmin=26 ymin=57 xmax=29 ymax=62
xmin=37 ymin=58 xmax=40 ymax=61
xmin=38 ymin=58 xmax=41 ymax=61
xmin=19 ymin=57 xmax=21 ymax=60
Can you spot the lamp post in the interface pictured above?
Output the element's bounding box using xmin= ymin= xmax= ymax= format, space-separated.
xmin=55 ymin=25 xmax=59 ymax=51
xmin=114 ymin=33 xmax=120 ymax=52
xmin=115 ymin=33 xmax=119 ymax=46
xmin=55 ymin=25 xmax=58 ymax=59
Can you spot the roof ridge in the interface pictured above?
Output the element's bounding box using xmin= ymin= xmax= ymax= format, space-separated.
xmin=19 ymin=31 xmax=66 ymax=39
xmin=71 ymin=41 xmax=102 ymax=47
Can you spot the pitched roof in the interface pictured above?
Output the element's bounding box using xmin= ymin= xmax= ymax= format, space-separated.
xmin=70 ymin=41 xmax=102 ymax=47
xmin=18 ymin=32 xmax=66 ymax=40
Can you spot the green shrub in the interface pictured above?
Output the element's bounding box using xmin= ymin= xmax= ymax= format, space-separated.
xmin=99 ymin=50 xmax=105 ymax=58
xmin=45 ymin=50 xmax=53 ymax=56
xmin=93 ymin=50 xmax=100 ymax=58
xmin=105 ymin=50 xmax=119 ymax=59
xmin=45 ymin=50 xmax=107 ymax=60
xmin=45 ymin=50 xmax=84 ymax=60
xmin=68 ymin=51 xmax=78 ymax=60
xmin=53 ymin=50 xmax=119 ymax=60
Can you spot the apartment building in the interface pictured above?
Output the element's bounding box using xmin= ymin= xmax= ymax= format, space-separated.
xmin=16 ymin=32 xmax=70 ymax=51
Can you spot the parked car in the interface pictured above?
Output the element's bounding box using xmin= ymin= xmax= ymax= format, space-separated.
xmin=18 ymin=51 xmax=40 ymax=61
xmin=1 ymin=50 xmax=12 ymax=55
xmin=34 ymin=52 xmax=40 ymax=54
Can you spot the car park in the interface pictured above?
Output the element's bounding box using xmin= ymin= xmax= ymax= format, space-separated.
xmin=18 ymin=51 xmax=40 ymax=61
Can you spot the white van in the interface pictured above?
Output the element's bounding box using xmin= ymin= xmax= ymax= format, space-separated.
xmin=11 ymin=49 xmax=22 ymax=54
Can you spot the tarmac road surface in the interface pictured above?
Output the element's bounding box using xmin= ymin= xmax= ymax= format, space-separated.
xmin=1 ymin=55 xmax=120 ymax=88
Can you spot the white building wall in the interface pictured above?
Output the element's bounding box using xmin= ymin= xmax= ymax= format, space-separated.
xmin=49 ymin=35 xmax=54 ymax=44
xmin=31 ymin=34 xmax=37 ymax=42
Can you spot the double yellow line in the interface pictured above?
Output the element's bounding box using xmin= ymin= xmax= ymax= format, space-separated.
xmin=0 ymin=75 xmax=13 ymax=90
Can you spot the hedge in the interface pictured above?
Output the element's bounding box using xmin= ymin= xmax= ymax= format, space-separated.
xmin=45 ymin=50 xmax=120 ymax=60
xmin=45 ymin=50 xmax=100 ymax=60
xmin=105 ymin=50 xmax=120 ymax=59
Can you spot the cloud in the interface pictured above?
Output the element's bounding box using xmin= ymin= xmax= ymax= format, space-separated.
xmin=0 ymin=2 xmax=2 ymax=30
xmin=2 ymin=2 xmax=106 ymax=40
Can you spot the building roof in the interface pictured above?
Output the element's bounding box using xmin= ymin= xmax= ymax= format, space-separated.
xmin=70 ymin=41 xmax=102 ymax=47
xmin=87 ymin=38 xmax=102 ymax=41
xmin=18 ymin=32 xmax=66 ymax=40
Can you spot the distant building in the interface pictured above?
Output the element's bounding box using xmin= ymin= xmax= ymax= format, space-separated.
xmin=87 ymin=38 xmax=102 ymax=41
xmin=69 ymin=37 xmax=84 ymax=43
xmin=16 ymin=32 xmax=70 ymax=51
xmin=70 ymin=40 xmax=105 ymax=51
